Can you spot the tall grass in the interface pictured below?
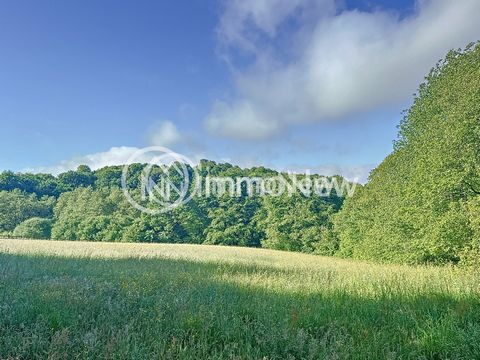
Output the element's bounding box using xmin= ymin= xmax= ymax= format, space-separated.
xmin=1 ymin=239 xmax=479 ymax=359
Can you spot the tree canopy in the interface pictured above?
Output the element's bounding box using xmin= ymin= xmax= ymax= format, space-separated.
xmin=0 ymin=161 xmax=347 ymax=253
xmin=334 ymin=43 xmax=480 ymax=264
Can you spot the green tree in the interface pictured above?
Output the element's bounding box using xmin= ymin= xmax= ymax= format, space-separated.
xmin=0 ymin=171 xmax=62 ymax=197
xmin=58 ymin=165 xmax=96 ymax=191
xmin=51 ymin=187 xmax=137 ymax=240
xmin=204 ymin=196 xmax=262 ymax=247
xmin=0 ymin=160 xmax=348 ymax=252
xmin=259 ymin=195 xmax=335 ymax=253
xmin=94 ymin=166 xmax=123 ymax=188
xmin=13 ymin=217 xmax=52 ymax=239
xmin=0 ymin=190 xmax=55 ymax=232
xmin=335 ymin=43 xmax=480 ymax=264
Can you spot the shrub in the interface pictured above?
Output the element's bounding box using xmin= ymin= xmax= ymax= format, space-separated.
xmin=13 ymin=217 xmax=52 ymax=239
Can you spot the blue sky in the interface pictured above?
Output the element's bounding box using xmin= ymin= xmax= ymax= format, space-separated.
xmin=1 ymin=0 xmax=479 ymax=182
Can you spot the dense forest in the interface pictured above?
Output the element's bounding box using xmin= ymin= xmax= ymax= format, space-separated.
xmin=0 ymin=162 xmax=347 ymax=255
xmin=1 ymin=43 xmax=479 ymax=265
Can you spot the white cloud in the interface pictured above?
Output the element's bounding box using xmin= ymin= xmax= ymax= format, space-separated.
xmin=206 ymin=0 xmax=480 ymax=139
xmin=24 ymin=146 xmax=373 ymax=183
xmin=24 ymin=146 xmax=144 ymax=174
xmin=204 ymin=100 xmax=280 ymax=139
xmin=147 ymin=120 xmax=182 ymax=147
xmin=217 ymin=0 xmax=333 ymax=53
xmin=25 ymin=121 xmax=208 ymax=175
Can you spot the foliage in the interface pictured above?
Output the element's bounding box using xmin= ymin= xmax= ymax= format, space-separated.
xmin=0 ymin=171 xmax=63 ymax=197
xmin=0 ymin=190 xmax=55 ymax=232
xmin=0 ymin=158 xmax=347 ymax=252
xmin=335 ymin=43 xmax=480 ymax=264
xmin=204 ymin=196 xmax=262 ymax=247
xmin=57 ymin=165 xmax=96 ymax=191
xmin=258 ymin=195 xmax=337 ymax=253
xmin=51 ymin=187 xmax=138 ymax=241
xmin=12 ymin=217 xmax=52 ymax=239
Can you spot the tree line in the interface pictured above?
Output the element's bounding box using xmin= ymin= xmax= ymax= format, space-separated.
xmin=2 ymin=43 xmax=479 ymax=265
xmin=0 ymin=162 xmax=346 ymax=255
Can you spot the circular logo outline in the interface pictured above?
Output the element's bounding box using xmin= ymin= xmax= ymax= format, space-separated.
xmin=121 ymin=146 xmax=198 ymax=214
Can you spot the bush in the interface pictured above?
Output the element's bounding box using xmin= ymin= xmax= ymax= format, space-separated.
xmin=13 ymin=217 xmax=52 ymax=239
xmin=0 ymin=190 xmax=55 ymax=232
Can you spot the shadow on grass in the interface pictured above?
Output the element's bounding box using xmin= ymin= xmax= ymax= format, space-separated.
xmin=0 ymin=252 xmax=479 ymax=359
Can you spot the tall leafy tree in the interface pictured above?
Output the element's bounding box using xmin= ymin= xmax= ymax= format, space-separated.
xmin=57 ymin=165 xmax=96 ymax=191
xmin=335 ymin=43 xmax=480 ymax=264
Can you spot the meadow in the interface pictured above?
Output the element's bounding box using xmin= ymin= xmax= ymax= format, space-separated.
xmin=1 ymin=239 xmax=479 ymax=359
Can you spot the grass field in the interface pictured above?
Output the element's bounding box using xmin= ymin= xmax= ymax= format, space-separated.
xmin=1 ymin=239 xmax=479 ymax=359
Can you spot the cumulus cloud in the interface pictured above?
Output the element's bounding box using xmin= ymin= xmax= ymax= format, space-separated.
xmin=24 ymin=146 xmax=146 ymax=175
xmin=25 ymin=121 xmax=209 ymax=175
xmin=23 ymin=145 xmax=373 ymax=183
xmin=205 ymin=0 xmax=480 ymax=139
xmin=147 ymin=120 xmax=182 ymax=147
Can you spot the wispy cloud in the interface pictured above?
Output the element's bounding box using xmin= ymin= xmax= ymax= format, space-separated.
xmin=205 ymin=0 xmax=480 ymax=139
xmin=147 ymin=121 xmax=182 ymax=147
